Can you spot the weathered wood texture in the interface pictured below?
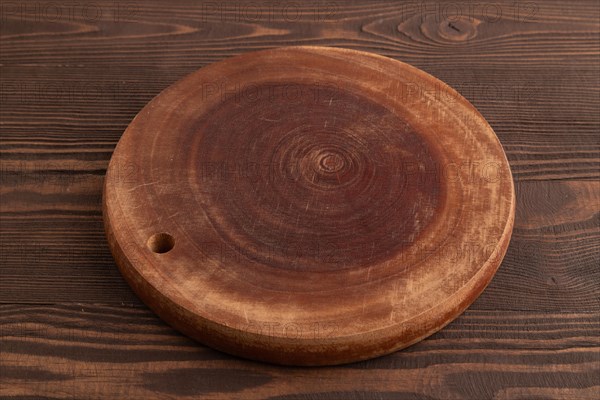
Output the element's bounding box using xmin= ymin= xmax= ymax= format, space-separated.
xmin=1 ymin=0 xmax=599 ymax=396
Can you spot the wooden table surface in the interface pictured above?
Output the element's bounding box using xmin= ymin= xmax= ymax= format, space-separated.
xmin=1 ymin=0 xmax=598 ymax=398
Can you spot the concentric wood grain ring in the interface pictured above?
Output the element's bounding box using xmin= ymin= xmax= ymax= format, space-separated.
xmin=103 ymin=46 xmax=515 ymax=366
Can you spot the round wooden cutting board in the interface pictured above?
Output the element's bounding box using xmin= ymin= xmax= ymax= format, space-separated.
xmin=103 ymin=46 xmax=515 ymax=366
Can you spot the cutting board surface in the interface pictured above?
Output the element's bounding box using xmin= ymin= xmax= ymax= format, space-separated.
xmin=103 ymin=46 xmax=515 ymax=365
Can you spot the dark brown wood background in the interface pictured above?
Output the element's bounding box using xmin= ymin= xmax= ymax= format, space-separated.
xmin=1 ymin=0 xmax=599 ymax=398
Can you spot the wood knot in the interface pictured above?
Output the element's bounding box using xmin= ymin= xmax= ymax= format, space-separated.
xmin=437 ymin=17 xmax=481 ymax=42
xmin=401 ymin=15 xmax=482 ymax=44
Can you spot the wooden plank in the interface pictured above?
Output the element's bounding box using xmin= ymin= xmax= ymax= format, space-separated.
xmin=0 ymin=304 xmax=598 ymax=399
xmin=1 ymin=64 xmax=598 ymax=180
xmin=0 ymin=1 xmax=598 ymax=68
xmin=1 ymin=180 xmax=598 ymax=309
